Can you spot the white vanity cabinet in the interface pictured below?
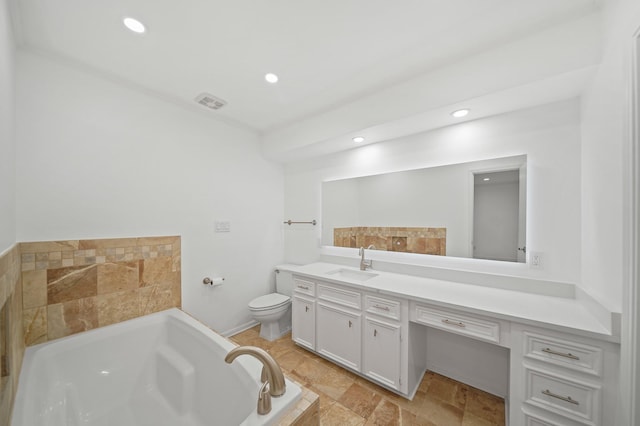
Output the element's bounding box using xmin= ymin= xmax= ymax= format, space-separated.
xmin=316 ymin=282 xmax=363 ymax=371
xmin=363 ymin=295 xmax=403 ymax=390
xmin=291 ymin=278 xmax=316 ymax=350
xmin=291 ymin=275 xmax=417 ymax=396
xmin=510 ymin=323 xmax=620 ymax=426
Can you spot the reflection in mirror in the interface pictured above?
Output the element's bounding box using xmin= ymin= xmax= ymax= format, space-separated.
xmin=321 ymin=155 xmax=526 ymax=263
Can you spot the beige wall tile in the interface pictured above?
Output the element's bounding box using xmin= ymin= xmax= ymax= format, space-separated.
xmin=140 ymin=257 xmax=178 ymax=287
xmin=47 ymin=265 xmax=98 ymax=304
xmin=23 ymin=306 xmax=47 ymax=346
xmin=47 ymin=297 xmax=99 ymax=340
xmin=97 ymin=290 xmax=140 ymax=327
xmin=22 ymin=269 xmax=47 ymax=309
xmin=97 ymin=261 xmax=139 ymax=295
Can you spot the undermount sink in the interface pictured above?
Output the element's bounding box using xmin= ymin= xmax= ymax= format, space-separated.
xmin=326 ymin=268 xmax=379 ymax=282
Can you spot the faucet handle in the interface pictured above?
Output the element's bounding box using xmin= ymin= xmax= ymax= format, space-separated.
xmin=257 ymin=381 xmax=272 ymax=415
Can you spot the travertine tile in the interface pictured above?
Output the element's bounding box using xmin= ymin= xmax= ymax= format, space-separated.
xmin=321 ymin=402 xmax=365 ymax=426
xmin=47 ymin=297 xmax=99 ymax=340
xmin=464 ymin=388 xmax=505 ymax=425
xmin=22 ymin=269 xmax=47 ymax=309
xmin=97 ymin=290 xmax=140 ymax=327
xmin=139 ymin=257 xmax=178 ymax=287
xmin=23 ymin=306 xmax=47 ymax=345
xmin=338 ymin=383 xmax=382 ymax=419
xmin=20 ymin=240 xmax=80 ymax=254
xmin=364 ymin=398 xmax=400 ymax=426
xmin=97 ymin=261 xmax=139 ymax=294
xmin=139 ymin=281 xmax=181 ymax=315
xmin=47 ymin=265 xmax=98 ymax=304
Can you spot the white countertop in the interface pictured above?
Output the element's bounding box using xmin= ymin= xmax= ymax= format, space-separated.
xmin=282 ymin=262 xmax=618 ymax=343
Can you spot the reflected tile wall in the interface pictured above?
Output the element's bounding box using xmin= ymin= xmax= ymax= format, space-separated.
xmin=21 ymin=236 xmax=181 ymax=345
xmin=0 ymin=245 xmax=24 ymax=426
xmin=334 ymin=227 xmax=446 ymax=256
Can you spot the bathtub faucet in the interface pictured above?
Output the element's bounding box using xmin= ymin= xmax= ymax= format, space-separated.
xmin=224 ymin=346 xmax=286 ymax=398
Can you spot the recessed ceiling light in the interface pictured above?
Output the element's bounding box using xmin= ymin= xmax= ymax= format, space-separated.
xmin=123 ymin=17 xmax=146 ymax=34
xmin=352 ymin=136 xmax=365 ymax=143
xmin=265 ymin=73 xmax=279 ymax=84
xmin=451 ymin=109 xmax=470 ymax=118
xmin=483 ymin=177 xmax=491 ymax=181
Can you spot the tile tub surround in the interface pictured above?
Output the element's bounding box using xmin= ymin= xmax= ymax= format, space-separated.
xmin=20 ymin=236 xmax=181 ymax=345
xmin=231 ymin=326 xmax=505 ymax=426
xmin=334 ymin=227 xmax=446 ymax=256
xmin=0 ymin=245 xmax=24 ymax=426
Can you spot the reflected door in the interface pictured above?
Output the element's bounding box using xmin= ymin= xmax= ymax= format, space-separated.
xmin=472 ymin=170 xmax=521 ymax=262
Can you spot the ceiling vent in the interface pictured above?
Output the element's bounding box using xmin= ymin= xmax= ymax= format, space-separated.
xmin=194 ymin=93 xmax=227 ymax=110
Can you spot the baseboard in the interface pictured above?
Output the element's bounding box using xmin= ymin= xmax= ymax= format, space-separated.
xmin=221 ymin=319 xmax=260 ymax=338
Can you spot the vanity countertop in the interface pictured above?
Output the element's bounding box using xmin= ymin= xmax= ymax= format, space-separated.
xmin=283 ymin=262 xmax=619 ymax=343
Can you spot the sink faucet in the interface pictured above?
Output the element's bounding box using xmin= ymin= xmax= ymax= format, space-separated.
xmin=359 ymin=245 xmax=376 ymax=270
xmin=225 ymin=346 xmax=286 ymax=398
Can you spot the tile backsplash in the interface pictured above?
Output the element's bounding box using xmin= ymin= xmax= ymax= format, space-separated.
xmin=333 ymin=226 xmax=446 ymax=256
xmin=0 ymin=245 xmax=23 ymax=426
xmin=21 ymin=236 xmax=181 ymax=345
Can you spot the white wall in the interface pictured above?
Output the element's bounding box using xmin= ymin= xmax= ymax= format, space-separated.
xmin=15 ymin=51 xmax=285 ymax=334
xmin=579 ymin=1 xmax=640 ymax=424
xmin=581 ymin=0 xmax=640 ymax=314
xmin=284 ymin=99 xmax=582 ymax=284
xmin=0 ymin=0 xmax=15 ymax=253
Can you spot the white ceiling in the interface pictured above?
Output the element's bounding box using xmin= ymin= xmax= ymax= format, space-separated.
xmin=10 ymin=0 xmax=603 ymax=159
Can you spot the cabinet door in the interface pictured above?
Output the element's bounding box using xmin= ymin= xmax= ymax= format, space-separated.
xmin=292 ymin=295 xmax=315 ymax=350
xmin=317 ymin=303 xmax=362 ymax=371
xmin=363 ymin=317 xmax=401 ymax=390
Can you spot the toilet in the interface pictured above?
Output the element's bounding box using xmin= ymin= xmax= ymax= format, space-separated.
xmin=248 ymin=267 xmax=294 ymax=341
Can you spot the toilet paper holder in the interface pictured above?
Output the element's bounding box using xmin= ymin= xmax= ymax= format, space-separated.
xmin=203 ymin=277 xmax=225 ymax=286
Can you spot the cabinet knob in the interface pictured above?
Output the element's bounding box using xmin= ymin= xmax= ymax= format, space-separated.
xmin=348 ymin=320 xmax=352 ymax=328
xmin=374 ymin=329 xmax=377 ymax=337
xmin=305 ymin=306 xmax=309 ymax=312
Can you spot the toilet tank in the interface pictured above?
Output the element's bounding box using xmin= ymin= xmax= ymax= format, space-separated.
xmin=275 ymin=265 xmax=297 ymax=296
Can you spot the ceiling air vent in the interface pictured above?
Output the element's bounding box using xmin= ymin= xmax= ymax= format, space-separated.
xmin=194 ymin=93 xmax=227 ymax=110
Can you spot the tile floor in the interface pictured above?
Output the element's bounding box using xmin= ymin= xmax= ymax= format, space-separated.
xmin=230 ymin=326 xmax=505 ymax=426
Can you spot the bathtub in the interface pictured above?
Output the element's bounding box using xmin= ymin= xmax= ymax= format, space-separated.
xmin=11 ymin=308 xmax=301 ymax=426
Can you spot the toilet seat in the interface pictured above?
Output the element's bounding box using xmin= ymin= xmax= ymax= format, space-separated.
xmin=248 ymin=293 xmax=290 ymax=311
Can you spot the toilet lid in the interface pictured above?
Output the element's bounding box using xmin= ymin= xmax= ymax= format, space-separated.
xmin=249 ymin=293 xmax=290 ymax=310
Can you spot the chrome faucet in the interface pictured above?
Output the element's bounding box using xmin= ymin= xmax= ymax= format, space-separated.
xmin=224 ymin=346 xmax=286 ymax=398
xmin=359 ymin=244 xmax=376 ymax=270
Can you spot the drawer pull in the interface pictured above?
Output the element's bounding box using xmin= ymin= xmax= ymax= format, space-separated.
xmin=305 ymin=306 xmax=309 ymax=312
xmin=442 ymin=318 xmax=466 ymax=328
xmin=374 ymin=329 xmax=377 ymax=337
xmin=541 ymin=347 xmax=580 ymax=360
xmin=348 ymin=320 xmax=352 ymax=328
xmin=297 ymin=285 xmax=309 ymax=290
xmin=373 ymin=304 xmax=390 ymax=311
xmin=542 ymin=389 xmax=580 ymax=405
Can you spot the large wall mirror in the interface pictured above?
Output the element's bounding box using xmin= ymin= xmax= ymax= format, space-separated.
xmin=321 ymin=155 xmax=527 ymax=263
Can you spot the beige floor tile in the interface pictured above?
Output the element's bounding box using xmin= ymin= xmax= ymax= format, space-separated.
xmin=321 ymin=402 xmax=366 ymax=426
xmin=365 ymin=398 xmax=401 ymax=426
xmin=464 ymin=388 xmax=505 ymax=425
xmin=338 ymin=382 xmax=383 ymax=419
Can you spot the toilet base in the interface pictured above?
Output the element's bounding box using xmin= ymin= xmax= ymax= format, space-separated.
xmin=258 ymin=308 xmax=292 ymax=341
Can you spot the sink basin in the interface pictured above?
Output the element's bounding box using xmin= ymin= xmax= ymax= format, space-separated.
xmin=326 ymin=268 xmax=379 ymax=282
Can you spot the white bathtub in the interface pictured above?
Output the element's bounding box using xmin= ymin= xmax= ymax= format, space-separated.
xmin=12 ymin=308 xmax=301 ymax=426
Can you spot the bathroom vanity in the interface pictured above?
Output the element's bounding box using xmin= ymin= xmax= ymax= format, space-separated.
xmin=287 ymin=263 xmax=620 ymax=426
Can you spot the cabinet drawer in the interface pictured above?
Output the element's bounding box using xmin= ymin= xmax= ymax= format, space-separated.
xmin=414 ymin=304 xmax=500 ymax=344
xmin=524 ymin=332 xmax=603 ymax=377
xmin=525 ymin=368 xmax=600 ymax=425
xmin=318 ymin=284 xmax=361 ymax=309
xmin=293 ymin=278 xmax=315 ymax=296
xmin=365 ymin=295 xmax=401 ymax=321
